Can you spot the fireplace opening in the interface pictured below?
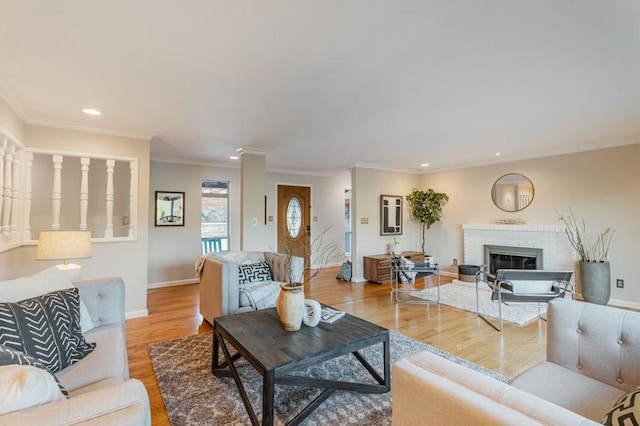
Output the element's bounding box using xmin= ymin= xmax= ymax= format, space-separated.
xmin=484 ymin=245 xmax=543 ymax=275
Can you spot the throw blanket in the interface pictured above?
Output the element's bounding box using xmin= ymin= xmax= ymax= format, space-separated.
xmin=239 ymin=280 xmax=281 ymax=310
xmin=194 ymin=255 xmax=208 ymax=276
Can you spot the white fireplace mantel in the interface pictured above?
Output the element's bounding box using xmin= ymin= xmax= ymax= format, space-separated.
xmin=462 ymin=223 xmax=576 ymax=272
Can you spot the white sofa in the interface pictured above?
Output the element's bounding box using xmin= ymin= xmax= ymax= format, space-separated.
xmin=393 ymin=298 xmax=640 ymax=425
xmin=197 ymin=251 xmax=304 ymax=324
xmin=0 ymin=269 xmax=150 ymax=425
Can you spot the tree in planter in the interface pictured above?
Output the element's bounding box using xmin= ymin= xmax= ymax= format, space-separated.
xmin=406 ymin=188 xmax=449 ymax=254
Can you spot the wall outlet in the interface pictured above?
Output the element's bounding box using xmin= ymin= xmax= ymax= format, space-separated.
xmin=616 ymin=279 xmax=624 ymax=288
xmin=453 ymin=258 xmax=458 ymax=266
xmin=361 ymin=217 xmax=369 ymax=224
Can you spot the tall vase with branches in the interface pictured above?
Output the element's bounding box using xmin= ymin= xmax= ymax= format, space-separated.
xmin=406 ymin=188 xmax=449 ymax=254
xmin=558 ymin=207 xmax=615 ymax=305
xmin=277 ymin=226 xmax=338 ymax=331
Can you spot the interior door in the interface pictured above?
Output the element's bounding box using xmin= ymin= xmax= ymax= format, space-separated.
xmin=277 ymin=185 xmax=311 ymax=273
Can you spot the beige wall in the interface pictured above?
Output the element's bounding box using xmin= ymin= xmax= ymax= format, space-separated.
xmin=240 ymin=153 xmax=269 ymax=251
xmin=147 ymin=161 xmax=351 ymax=285
xmin=419 ymin=144 xmax=640 ymax=306
xmin=351 ymin=167 xmax=421 ymax=281
xmin=148 ymin=161 xmax=241 ymax=285
xmin=0 ymin=124 xmax=151 ymax=316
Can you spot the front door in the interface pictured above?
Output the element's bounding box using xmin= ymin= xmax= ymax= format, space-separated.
xmin=277 ymin=185 xmax=311 ymax=278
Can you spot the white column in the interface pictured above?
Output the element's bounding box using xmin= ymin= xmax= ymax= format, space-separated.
xmin=2 ymin=145 xmax=13 ymax=237
xmin=128 ymin=160 xmax=137 ymax=238
xmin=105 ymin=159 xmax=114 ymax=238
xmin=80 ymin=157 xmax=90 ymax=231
xmin=51 ymin=155 xmax=63 ymax=230
xmin=23 ymin=151 xmax=33 ymax=240
xmin=10 ymin=149 xmax=21 ymax=240
xmin=0 ymin=140 xmax=4 ymax=230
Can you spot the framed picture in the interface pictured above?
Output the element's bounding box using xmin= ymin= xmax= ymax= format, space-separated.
xmin=380 ymin=194 xmax=402 ymax=236
xmin=155 ymin=191 xmax=185 ymax=226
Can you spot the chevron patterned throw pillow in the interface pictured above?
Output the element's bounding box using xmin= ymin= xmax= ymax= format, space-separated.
xmin=602 ymin=386 xmax=640 ymax=425
xmin=0 ymin=288 xmax=95 ymax=373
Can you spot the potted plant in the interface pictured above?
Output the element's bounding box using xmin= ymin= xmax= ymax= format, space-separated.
xmin=558 ymin=208 xmax=615 ymax=305
xmin=406 ymin=188 xmax=449 ymax=256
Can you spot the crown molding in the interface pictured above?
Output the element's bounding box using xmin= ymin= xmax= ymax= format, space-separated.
xmin=150 ymin=156 xmax=240 ymax=169
xmin=25 ymin=119 xmax=152 ymax=141
xmin=237 ymin=146 xmax=269 ymax=156
xmin=350 ymin=162 xmax=420 ymax=174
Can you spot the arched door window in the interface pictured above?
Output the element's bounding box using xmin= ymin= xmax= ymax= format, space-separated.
xmin=286 ymin=197 xmax=302 ymax=238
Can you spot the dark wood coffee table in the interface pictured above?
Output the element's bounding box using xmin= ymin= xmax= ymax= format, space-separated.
xmin=212 ymin=307 xmax=390 ymax=426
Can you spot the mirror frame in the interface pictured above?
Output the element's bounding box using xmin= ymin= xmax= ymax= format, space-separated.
xmin=491 ymin=173 xmax=535 ymax=212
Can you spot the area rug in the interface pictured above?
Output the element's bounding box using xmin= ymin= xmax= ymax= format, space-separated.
xmin=148 ymin=330 xmax=509 ymax=425
xmin=410 ymin=280 xmax=550 ymax=325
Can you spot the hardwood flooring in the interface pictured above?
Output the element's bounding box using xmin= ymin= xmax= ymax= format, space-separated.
xmin=126 ymin=267 xmax=548 ymax=425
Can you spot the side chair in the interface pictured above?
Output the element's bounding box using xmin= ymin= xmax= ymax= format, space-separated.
xmin=476 ymin=268 xmax=574 ymax=331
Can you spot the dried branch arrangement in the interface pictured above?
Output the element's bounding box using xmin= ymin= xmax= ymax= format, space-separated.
xmin=557 ymin=207 xmax=615 ymax=263
xmin=284 ymin=225 xmax=339 ymax=284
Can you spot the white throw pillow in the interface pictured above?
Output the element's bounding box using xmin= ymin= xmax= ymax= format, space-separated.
xmin=0 ymin=365 xmax=66 ymax=415
xmin=0 ymin=267 xmax=95 ymax=333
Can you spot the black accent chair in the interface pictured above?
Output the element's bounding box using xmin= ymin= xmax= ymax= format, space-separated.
xmin=475 ymin=268 xmax=574 ymax=331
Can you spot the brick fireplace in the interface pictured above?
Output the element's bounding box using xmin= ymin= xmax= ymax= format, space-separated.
xmin=462 ymin=224 xmax=576 ymax=274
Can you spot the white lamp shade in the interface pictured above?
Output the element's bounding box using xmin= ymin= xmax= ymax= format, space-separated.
xmin=35 ymin=231 xmax=92 ymax=261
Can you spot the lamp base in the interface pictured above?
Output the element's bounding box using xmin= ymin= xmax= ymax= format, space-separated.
xmin=55 ymin=264 xmax=82 ymax=282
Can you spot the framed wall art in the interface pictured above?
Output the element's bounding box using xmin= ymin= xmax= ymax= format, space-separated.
xmin=380 ymin=194 xmax=402 ymax=236
xmin=155 ymin=191 xmax=185 ymax=226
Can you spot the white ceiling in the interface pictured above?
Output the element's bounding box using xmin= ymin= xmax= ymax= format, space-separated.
xmin=1 ymin=1 xmax=639 ymax=174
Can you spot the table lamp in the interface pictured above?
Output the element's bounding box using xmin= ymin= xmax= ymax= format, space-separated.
xmin=35 ymin=231 xmax=92 ymax=281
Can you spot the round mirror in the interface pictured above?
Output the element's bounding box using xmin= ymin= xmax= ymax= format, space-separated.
xmin=491 ymin=173 xmax=534 ymax=212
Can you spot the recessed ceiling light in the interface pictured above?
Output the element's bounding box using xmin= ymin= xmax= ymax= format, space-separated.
xmin=495 ymin=152 xmax=501 ymax=156
xmin=229 ymin=156 xmax=239 ymax=160
xmin=420 ymin=163 xmax=430 ymax=167
xmin=82 ymin=108 xmax=101 ymax=116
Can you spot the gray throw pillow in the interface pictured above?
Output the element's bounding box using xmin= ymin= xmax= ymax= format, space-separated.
xmin=0 ymin=288 xmax=95 ymax=373
xmin=336 ymin=260 xmax=352 ymax=281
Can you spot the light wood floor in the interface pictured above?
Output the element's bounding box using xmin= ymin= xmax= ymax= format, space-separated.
xmin=126 ymin=267 xmax=548 ymax=425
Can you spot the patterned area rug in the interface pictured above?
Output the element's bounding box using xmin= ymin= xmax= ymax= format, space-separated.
xmin=410 ymin=280 xmax=548 ymax=325
xmin=148 ymin=330 xmax=509 ymax=425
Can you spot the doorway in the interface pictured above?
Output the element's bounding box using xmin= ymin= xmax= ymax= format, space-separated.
xmin=277 ymin=185 xmax=311 ymax=270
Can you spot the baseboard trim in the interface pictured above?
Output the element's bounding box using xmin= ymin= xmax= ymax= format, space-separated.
xmin=126 ymin=309 xmax=148 ymax=319
xmin=148 ymin=278 xmax=199 ymax=289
